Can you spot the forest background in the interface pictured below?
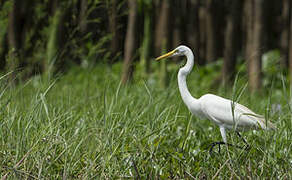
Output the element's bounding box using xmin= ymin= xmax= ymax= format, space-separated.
xmin=0 ymin=0 xmax=292 ymax=179
xmin=1 ymin=0 xmax=292 ymax=90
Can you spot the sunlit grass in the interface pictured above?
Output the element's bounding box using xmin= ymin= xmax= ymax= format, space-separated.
xmin=0 ymin=64 xmax=291 ymax=179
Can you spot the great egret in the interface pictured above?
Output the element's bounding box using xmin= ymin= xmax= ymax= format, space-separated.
xmin=156 ymin=45 xmax=276 ymax=153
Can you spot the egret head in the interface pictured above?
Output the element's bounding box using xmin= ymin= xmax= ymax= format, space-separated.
xmin=155 ymin=45 xmax=189 ymax=61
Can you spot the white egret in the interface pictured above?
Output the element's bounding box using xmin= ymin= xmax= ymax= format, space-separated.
xmin=156 ymin=45 xmax=276 ymax=153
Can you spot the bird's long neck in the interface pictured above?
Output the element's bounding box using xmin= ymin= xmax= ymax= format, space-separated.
xmin=178 ymin=49 xmax=197 ymax=106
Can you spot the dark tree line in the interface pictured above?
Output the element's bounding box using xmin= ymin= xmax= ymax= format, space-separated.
xmin=0 ymin=0 xmax=292 ymax=92
xmin=122 ymin=0 xmax=292 ymax=92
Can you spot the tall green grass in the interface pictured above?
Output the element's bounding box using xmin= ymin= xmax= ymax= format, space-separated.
xmin=0 ymin=63 xmax=291 ymax=179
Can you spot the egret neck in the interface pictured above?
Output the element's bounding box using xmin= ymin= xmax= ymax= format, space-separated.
xmin=177 ymin=48 xmax=198 ymax=109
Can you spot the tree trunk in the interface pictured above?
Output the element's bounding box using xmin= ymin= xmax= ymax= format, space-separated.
xmin=174 ymin=0 xmax=188 ymax=46
xmin=0 ymin=33 xmax=7 ymax=70
xmin=45 ymin=0 xmax=69 ymax=78
xmin=154 ymin=0 xmax=170 ymax=88
xmin=172 ymin=13 xmax=181 ymax=50
xmin=205 ymin=0 xmax=217 ymax=62
xmin=140 ymin=2 xmax=152 ymax=76
xmin=108 ymin=0 xmax=120 ymax=59
xmin=222 ymin=0 xmax=242 ymax=84
xmin=7 ymin=0 xmax=36 ymax=80
xmin=7 ymin=0 xmax=22 ymax=82
xmin=79 ymin=0 xmax=88 ymax=34
xmin=154 ymin=0 xmax=170 ymax=55
xmin=280 ymin=0 xmax=290 ymax=67
xmin=0 ymin=0 xmax=8 ymax=70
xmin=199 ymin=4 xmax=207 ymax=64
xmin=187 ymin=0 xmax=201 ymax=65
xmin=121 ymin=0 xmax=137 ymax=84
xmin=8 ymin=0 xmax=21 ymax=51
xmin=245 ymin=0 xmax=254 ymax=90
xmin=289 ymin=0 xmax=292 ymax=86
xmin=245 ymin=0 xmax=253 ymax=66
xmin=46 ymin=8 xmax=62 ymax=78
xmin=246 ymin=0 xmax=264 ymax=92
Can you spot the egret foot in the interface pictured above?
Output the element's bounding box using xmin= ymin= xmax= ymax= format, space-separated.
xmin=209 ymin=141 xmax=242 ymax=155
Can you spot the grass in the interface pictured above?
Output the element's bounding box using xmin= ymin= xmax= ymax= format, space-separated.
xmin=0 ymin=63 xmax=291 ymax=179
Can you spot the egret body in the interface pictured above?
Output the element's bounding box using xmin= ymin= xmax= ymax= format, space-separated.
xmin=156 ymin=45 xmax=275 ymax=150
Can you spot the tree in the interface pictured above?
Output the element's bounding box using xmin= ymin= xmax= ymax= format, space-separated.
xmin=205 ymin=0 xmax=218 ymax=62
xmin=107 ymin=0 xmax=120 ymax=60
xmin=222 ymin=0 xmax=242 ymax=84
xmin=154 ymin=0 xmax=170 ymax=88
xmin=187 ymin=0 xmax=202 ymax=64
xmin=171 ymin=0 xmax=182 ymax=50
xmin=46 ymin=1 xmax=70 ymax=78
xmin=154 ymin=0 xmax=170 ymax=55
xmin=78 ymin=0 xmax=88 ymax=34
xmin=199 ymin=2 xmax=207 ymax=64
xmin=245 ymin=0 xmax=265 ymax=92
xmin=280 ymin=0 xmax=290 ymax=67
xmin=121 ymin=0 xmax=138 ymax=84
xmin=289 ymin=0 xmax=292 ymax=85
xmin=140 ymin=0 xmax=153 ymax=76
xmin=7 ymin=0 xmax=21 ymax=51
xmin=7 ymin=0 xmax=23 ymax=82
xmin=0 ymin=1 xmax=10 ymax=70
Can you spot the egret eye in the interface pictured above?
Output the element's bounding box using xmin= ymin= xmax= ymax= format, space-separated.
xmin=175 ymin=49 xmax=185 ymax=56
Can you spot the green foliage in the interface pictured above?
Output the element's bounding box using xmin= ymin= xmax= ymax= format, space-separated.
xmin=262 ymin=49 xmax=286 ymax=89
xmin=0 ymin=0 xmax=291 ymax=177
xmin=0 ymin=1 xmax=12 ymax=38
xmin=0 ymin=1 xmax=12 ymax=64
xmin=0 ymin=64 xmax=291 ymax=178
xmin=46 ymin=9 xmax=63 ymax=78
xmin=0 ymin=0 xmax=113 ymax=80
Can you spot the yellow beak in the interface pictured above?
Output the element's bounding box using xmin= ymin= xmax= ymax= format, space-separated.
xmin=155 ymin=50 xmax=176 ymax=61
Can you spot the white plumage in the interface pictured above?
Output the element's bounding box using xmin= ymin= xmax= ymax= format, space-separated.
xmin=156 ymin=45 xmax=275 ymax=144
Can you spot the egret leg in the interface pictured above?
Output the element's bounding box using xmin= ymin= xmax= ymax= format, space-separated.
xmin=209 ymin=126 xmax=232 ymax=155
xmin=209 ymin=127 xmax=247 ymax=155
xmin=219 ymin=126 xmax=227 ymax=143
xmin=236 ymin=131 xmax=250 ymax=150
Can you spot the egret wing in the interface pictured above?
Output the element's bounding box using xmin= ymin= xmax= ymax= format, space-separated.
xmin=198 ymin=94 xmax=264 ymax=129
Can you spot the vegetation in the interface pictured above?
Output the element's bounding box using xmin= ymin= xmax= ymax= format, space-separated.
xmin=0 ymin=62 xmax=291 ymax=178
xmin=0 ymin=0 xmax=292 ymax=178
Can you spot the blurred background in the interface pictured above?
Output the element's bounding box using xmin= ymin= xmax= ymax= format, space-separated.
xmin=0 ymin=0 xmax=292 ymax=91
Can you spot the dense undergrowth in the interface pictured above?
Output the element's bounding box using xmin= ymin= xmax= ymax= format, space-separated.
xmin=0 ymin=60 xmax=291 ymax=179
